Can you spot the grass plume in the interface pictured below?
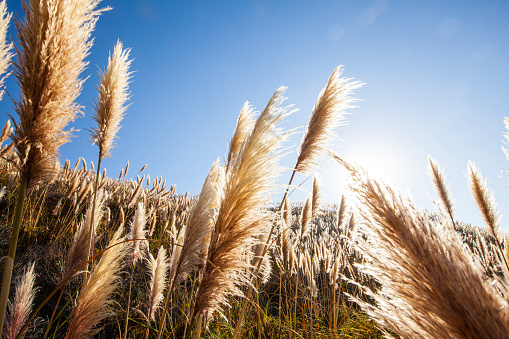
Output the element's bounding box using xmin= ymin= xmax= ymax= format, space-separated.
xmin=65 ymin=224 xmax=129 ymax=339
xmin=193 ymin=87 xmax=290 ymax=323
xmin=0 ymin=0 xmax=12 ymax=102
xmin=90 ymin=40 xmax=133 ymax=160
xmin=428 ymin=156 xmax=455 ymax=223
xmin=11 ymin=0 xmax=105 ymax=184
xmin=147 ymin=246 xmax=170 ymax=323
xmin=295 ymin=66 xmax=362 ymax=174
xmin=346 ymin=162 xmax=509 ymax=339
xmin=4 ymin=263 xmax=37 ymax=339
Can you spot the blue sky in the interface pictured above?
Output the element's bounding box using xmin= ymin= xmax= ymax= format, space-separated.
xmin=1 ymin=0 xmax=509 ymax=228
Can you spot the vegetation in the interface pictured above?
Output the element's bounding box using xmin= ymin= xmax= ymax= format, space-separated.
xmin=0 ymin=1 xmax=508 ymax=338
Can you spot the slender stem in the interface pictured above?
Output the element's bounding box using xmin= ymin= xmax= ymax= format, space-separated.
xmin=0 ymin=176 xmax=27 ymax=333
xmin=42 ymin=286 xmax=65 ymax=339
xmin=156 ymin=260 xmax=181 ymax=339
xmin=124 ymin=261 xmax=136 ymax=339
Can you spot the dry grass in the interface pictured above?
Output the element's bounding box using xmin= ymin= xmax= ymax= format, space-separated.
xmin=11 ymin=0 xmax=105 ymax=184
xmin=1 ymin=3 xmax=506 ymax=337
xmin=295 ymin=66 xmax=362 ymax=174
xmin=4 ymin=262 xmax=36 ymax=339
xmin=345 ymin=162 xmax=509 ymax=339
xmin=90 ymin=40 xmax=133 ymax=160
xmin=193 ymin=87 xmax=290 ymax=322
xmin=65 ymin=224 xmax=128 ymax=339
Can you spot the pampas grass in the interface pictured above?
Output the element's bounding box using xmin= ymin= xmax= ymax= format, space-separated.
xmin=226 ymin=102 xmax=256 ymax=171
xmin=147 ymin=246 xmax=169 ymax=323
xmin=428 ymin=156 xmax=455 ymax=223
xmin=0 ymin=0 xmax=11 ymax=103
xmin=11 ymin=0 xmax=104 ymax=184
xmin=346 ymin=162 xmax=509 ymax=339
xmin=0 ymin=0 xmax=105 ymax=330
xmin=193 ymin=87 xmax=290 ymax=324
xmin=295 ymin=66 xmax=362 ymax=174
xmin=129 ymin=202 xmax=148 ymax=264
xmin=4 ymin=263 xmax=37 ymax=339
xmin=65 ymin=223 xmax=128 ymax=339
xmin=467 ymin=161 xmax=509 ymax=274
xmin=63 ymin=188 xmax=106 ymax=280
xmin=90 ymin=40 xmax=132 ymax=161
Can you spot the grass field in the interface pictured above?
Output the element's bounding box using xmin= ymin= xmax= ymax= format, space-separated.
xmin=0 ymin=1 xmax=508 ymax=338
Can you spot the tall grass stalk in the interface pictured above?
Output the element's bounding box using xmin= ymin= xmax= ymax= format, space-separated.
xmin=86 ymin=40 xmax=132 ymax=282
xmin=0 ymin=0 xmax=104 ymax=331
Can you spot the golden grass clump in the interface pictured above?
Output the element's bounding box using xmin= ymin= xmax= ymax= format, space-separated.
xmin=90 ymin=40 xmax=133 ymax=160
xmin=346 ymin=162 xmax=509 ymax=339
xmin=65 ymin=224 xmax=129 ymax=339
xmin=193 ymin=87 xmax=291 ymax=322
xmin=11 ymin=0 xmax=106 ymax=184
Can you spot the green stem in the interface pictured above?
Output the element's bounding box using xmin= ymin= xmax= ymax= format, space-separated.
xmin=0 ymin=177 xmax=28 ymax=333
xmin=42 ymin=286 xmax=65 ymax=339
xmin=124 ymin=261 xmax=136 ymax=339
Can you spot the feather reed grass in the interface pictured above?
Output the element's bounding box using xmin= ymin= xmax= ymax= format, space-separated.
xmin=345 ymin=161 xmax=509 ymax=339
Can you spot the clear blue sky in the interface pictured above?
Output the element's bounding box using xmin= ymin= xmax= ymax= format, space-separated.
xmin=1 ymin=0 xmax=509 ymax=229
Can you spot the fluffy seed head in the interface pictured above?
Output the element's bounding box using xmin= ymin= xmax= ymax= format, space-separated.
xmin=65 ymin=223 xmax=129 ymax=339
xmin=193 ymin=87 xmax=290 ymax=321
xmin=11 ymin=0 xmax=106 ymax=185
xmin=90 ymin=40 xmax=132 ymax=159
xmin=147 ymin=246 xmax=169 ymax=322
xmin=295 ymin=66 xmax=362 ymax=174
xmin=0 ymin=0 xmax=12 ymax=102
xmin=346 ymin=162 xmax=509 ymax=339
xmin=129 ymin=202 xmax=147 ymax=264
xmin=4 ymin=262 xmax=37 ymax=339
xmin=428 ymin=156 xmax=455 ymax=222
